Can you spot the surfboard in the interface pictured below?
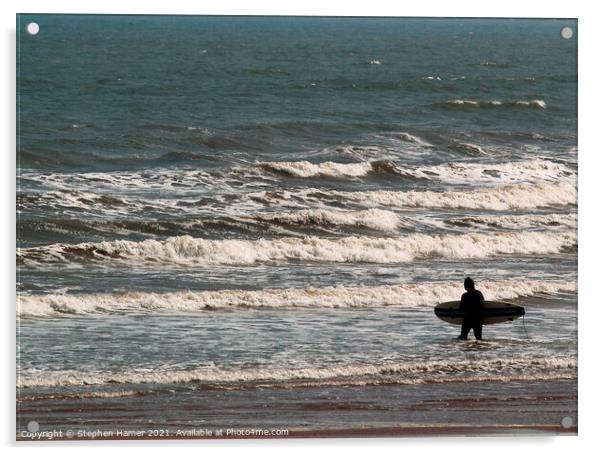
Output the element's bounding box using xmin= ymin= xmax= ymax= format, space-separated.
xmin=434 ymin=301 xmax=525 ymax=325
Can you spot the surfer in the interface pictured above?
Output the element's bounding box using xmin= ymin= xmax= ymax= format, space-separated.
xmin=458 ymin=277 xmax=484 ymax=340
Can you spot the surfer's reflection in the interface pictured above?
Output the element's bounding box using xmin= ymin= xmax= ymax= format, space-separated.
xmin=458 ymin=277 xmax=484 ymax=340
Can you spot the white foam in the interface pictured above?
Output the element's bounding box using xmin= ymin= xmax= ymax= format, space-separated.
xmin=17 ymin=355 xmax=576 ymax=388
xmin=21 ymin=160 xmax=573 ymax=202
xmin=251 ymin=208 xmax=402 ymax=232
xmin=259 ymin=160 xmax=373 ymax=178
xmin=20 ymin=166 xmax=278 ymax=194
xmin=446 ymin=99 xmax=480 ymax=107
xmin=17 ymin=278 xmax=576 ymax=317
xmin=19 ymin=230 xmax=577 ymax=268
xmin=417 ymin=159 xmax=573 ymax=184
xmin=449 ymin=213 xmax=577 ymax=230
xmin=18 ymin=189 xmax=137 ymax=217
xmin=514 ymin=99 xmax=547 ymax=109
xmin=445 ymin=99 xmax=547 ymax=109
xmin=257 ymin=158 xmax=574 ymax=184
xmin=292 ymin=181 xmax=576 ymax=211
xmin=252 ymin=210 xmax=577 ymax=233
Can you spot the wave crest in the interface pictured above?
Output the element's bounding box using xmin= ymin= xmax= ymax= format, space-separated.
xmin=259 ymin=160 xmax=387 ymax=179
xmin=251 ymin=208 xmax=402 ymax=232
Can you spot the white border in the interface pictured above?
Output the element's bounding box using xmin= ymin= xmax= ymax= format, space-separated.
xmin=3 ymin=1 xmax=600 ymax=454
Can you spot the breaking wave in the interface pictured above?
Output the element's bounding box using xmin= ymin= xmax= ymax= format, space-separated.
xmin=17 ymin=278 xmax=576 ymax=317
xmin=250 ymin=210 xmax=577 ymax=233
xmin=250 ymin=208 xmax=403 ymax=232
xmin=258 ymin=181 xmax=576 ymax=211
xmin=258 ymin=160 xmax=407 ymax=179
xmin=17 ymin=230 xmax=577 ymax=267
xmin=446 ymin=213 xmax=577 ymax=230
xmin=18 ymin=166 xmax=279 ymax=194
xmin=410 ymin=159 xmax=572 ymax=184
xmin=18 ymin=180 xmax=576 ymax=221
xmin=258 ymin=158 xmax=574 ymax=184
xmin=19 ymin=160 xmax=574 ymax=207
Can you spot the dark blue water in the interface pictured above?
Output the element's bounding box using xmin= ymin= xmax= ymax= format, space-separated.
xmin=18 ymin=16 xmax=576 ymax=174
xmin=16 ymin=16 xmax=577 ymax=433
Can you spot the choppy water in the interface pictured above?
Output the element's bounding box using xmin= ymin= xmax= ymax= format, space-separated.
xmin=16 ymin=16 xmax=577 ymax=432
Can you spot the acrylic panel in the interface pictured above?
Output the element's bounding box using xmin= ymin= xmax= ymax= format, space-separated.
xmin=16 ymin=15 xmax=577 ymax=440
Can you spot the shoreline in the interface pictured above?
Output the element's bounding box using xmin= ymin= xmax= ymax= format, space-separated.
xmin=17 ymin=378 xmax=577 ymax=441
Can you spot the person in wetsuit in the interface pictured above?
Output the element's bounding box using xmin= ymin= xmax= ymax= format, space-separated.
xmin=458 ymin=277 xmax=484 ymax=340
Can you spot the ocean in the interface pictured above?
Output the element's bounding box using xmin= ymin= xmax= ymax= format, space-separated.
xmin=16 ymin=15 xmax=577 ymax=438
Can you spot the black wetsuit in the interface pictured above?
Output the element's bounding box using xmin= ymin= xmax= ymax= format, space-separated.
xmin=459 ymin=289 xmax=484 ymax=340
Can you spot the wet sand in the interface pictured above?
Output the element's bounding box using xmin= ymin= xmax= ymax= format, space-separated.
xmin=17 ymin=378 xmax=577 ymax=441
